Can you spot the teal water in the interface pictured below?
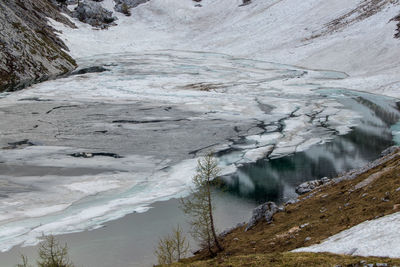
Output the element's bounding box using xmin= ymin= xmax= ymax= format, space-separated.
xmin=219 ymin=89 xmax=400 ymax=204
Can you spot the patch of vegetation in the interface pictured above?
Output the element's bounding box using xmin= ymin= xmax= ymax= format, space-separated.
xmin=171 ymin=252 xmax=400 ymax=266
xmin=17 ymin=235 xmax=75 ymax=267
xmin=180 ymin=153 xmax=223 ymax=256
xmin=178 ymin=151 xmax=400 ymax=265
xmin=155 ymin=225 xmax=190 ymax=265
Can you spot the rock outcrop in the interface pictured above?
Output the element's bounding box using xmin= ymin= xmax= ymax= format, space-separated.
xmin=393 ymin=13 xmax=400 ymax=38
xmin=73 ymin=1 xmax=117 ymax=27
xmin=245 ymin=202 xmax=280 ymax=231
xmin=295 ymin=177 xmax=331 ymax=195
xmin=0 ymin=0 xmax=77 ymax=92
xmin=381 ymin=145 xmax=399 ymax=157
xmin=114 ymin=0 xmax=149 ymax=15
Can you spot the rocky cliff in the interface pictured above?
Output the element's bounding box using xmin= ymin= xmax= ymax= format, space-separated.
xmin=0 ymin=0 xmax=77 ymax=92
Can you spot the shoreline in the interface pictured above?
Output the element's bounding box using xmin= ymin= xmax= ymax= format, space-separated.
xmin=0 ymin=191 xmax=256 ymax=267
xmin=1 ymin=146 xmax=398 ymax=267
xmin=181 ymin=147 xmax=400 ymax=265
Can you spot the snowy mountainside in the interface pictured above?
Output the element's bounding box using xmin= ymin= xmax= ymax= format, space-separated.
xmin=58 ymin=0 xmax=400 ymax=97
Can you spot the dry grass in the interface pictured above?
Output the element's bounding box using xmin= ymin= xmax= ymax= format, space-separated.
xmin=177 ymin=151 xmax=400 ymax=265
xmin=172 ymin=252 xmax=400 ymax=266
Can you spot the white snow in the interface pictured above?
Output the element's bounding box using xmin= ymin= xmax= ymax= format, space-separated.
xmin=294 ymin=212 xmax=400 ymax=258
xmin=50 ymin=0 xmax=400 ymax=98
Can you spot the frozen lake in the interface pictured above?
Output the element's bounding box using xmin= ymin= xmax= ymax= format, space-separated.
xmin=0 ymin=51 xmax=399 ymax=266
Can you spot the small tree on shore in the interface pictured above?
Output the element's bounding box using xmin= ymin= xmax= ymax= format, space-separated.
xmin=180 ymin=153 xmax=223 ymax=256
xmin=154 ymin=225 xmax=189 ymax=265
xmin=16 ymin=255 xmax=30 ymax=267
xmin=37 ymin=235 xmax=74 ymax=267
xmin=17 ymin=235 xmax=74 ymax=267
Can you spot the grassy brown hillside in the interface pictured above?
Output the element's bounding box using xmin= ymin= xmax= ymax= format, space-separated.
xmin=173 ymin=252 xmax=400 ymax=267
xmin=173 ymin=149 xmax=400 ymax=266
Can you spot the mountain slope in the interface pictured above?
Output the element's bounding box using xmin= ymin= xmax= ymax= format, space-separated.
xmin=170 ymin=148 xmax=400 ymax=265
xmin=57 ymin=0 xmax=400 ymax=97
xmin=0 ymin=0 xmax=77 ymax=92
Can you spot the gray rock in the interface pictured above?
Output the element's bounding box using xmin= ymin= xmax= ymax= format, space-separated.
xmin=320 ymin=177 xmax=330 ymax=183
xmin=376 ymin=264 xmax=388 ymax=267
xmin=0 ymin=0 xmax=77 ymax=92
xmin=245 ymin=202 xmax=279 ymax=231
xmin=239 ymin=0 xmax=252 ymax=7
xmin=295 ymin=177 xmax=331 ymax=195
xmin=300 ymin=223 xmax=309 ymax=228
xmin=69 ymin=152 xmax=123 ymax=158
xmin=3 ymin=139 xmax=36 ymax=149
xmin=381 ymin=146 xmax=399 ymax=157
xmin=285 ymin=199 xmax=299 ymax=205
xmin=73 ymin=1 xmax=117 ymax=28
xmin=114 ymin=0 xmax=149 ymax=15
xmin=72 ymin=66 xmax=109 ymax=75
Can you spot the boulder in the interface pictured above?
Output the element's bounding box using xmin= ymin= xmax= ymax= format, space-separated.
xmin=245 ymin=202 xmax=278 ymax=231
xmin=74 ymin=1 xmax=117 ymax=28
xmin=239 ymin=0 xmax=251 ymax=7
xmin=295 ymin=177 xmax=331 ymax=195
xmin=114 ymin=0 xmax=149 ymax=15
xmin=72 ymin=66 xmax=108 ymax=75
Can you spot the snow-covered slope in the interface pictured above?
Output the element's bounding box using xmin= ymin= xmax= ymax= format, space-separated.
xmin=55 ymin=0 xmax=400 ymax=97
xmin=294 ymin=211 xmax=400 ymax=258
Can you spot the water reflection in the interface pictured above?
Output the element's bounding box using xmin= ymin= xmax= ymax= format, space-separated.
xmin=218 ymin=90 xmax=400 ymax=204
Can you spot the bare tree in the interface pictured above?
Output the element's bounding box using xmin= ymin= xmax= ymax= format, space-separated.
xmin=155 ymin=235 xmax=175 ymax=265
xmin=180 ymin=153 xmax=223 ymax=256
xmin=154 ymin=225 xmax=189 ymax=265
xmin=37 ymin=235 xmax=74 ymax=267
xmin=171 ymin=225 xmax=189 ymax=261
xmin=16 ymin=254 xmax=31 ymax=267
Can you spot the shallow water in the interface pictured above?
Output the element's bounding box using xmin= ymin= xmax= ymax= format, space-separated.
xmin=221 ymin=89 xmax=400 ymax=203
xmin=0 ymin=51 xmax=399 ymax=266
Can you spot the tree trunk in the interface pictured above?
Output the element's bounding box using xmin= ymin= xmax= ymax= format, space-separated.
xmin=207 ymin=180 xmax=223 ymax=252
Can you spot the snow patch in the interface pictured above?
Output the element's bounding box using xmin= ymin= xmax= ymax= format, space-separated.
xmin=294 ymin=212 xmax=400 ymax=258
